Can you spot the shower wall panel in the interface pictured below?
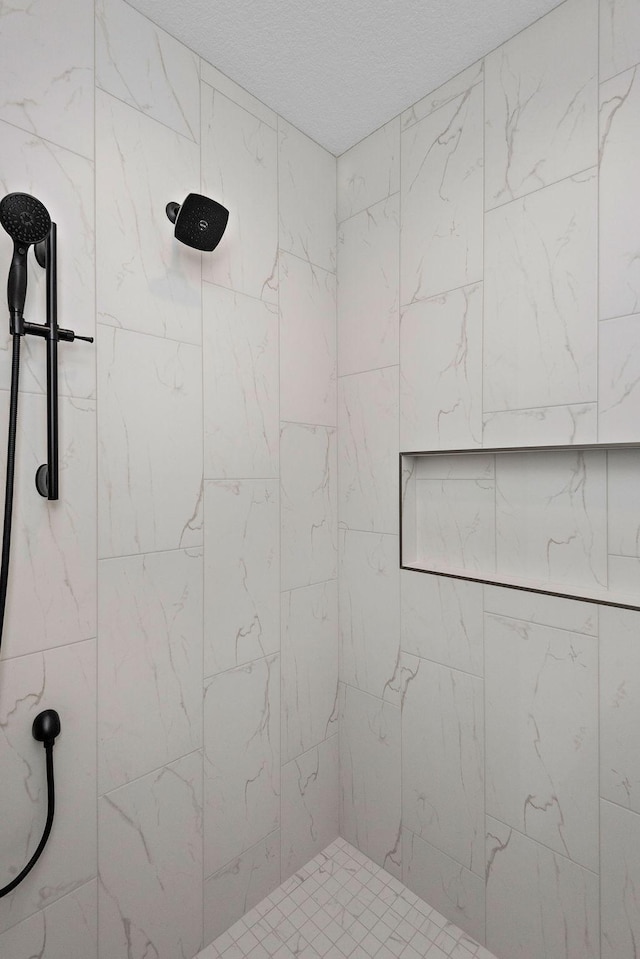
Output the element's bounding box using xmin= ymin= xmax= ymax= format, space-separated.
xmin=337 ymin=0 xmax=640 ymax=956
xmin=0 ymin=0 xmax=338 ymax=954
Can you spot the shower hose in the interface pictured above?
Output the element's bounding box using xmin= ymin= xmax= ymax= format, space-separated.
xmin=0 ymin=333 xmax=57 ymax=898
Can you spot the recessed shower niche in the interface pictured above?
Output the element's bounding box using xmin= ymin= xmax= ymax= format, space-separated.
xmin=400 ymin=444 xmax=640 ymax=610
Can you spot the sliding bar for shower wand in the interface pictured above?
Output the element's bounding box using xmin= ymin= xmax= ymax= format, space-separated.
xmin=27 ymin=221 xmax=93 ymax=500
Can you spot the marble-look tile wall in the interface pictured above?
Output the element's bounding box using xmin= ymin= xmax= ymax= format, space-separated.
xmin=0 ymin=0 xmax=337 ymax=955
xmin=337 ymin=0 xmax=640 ymax=956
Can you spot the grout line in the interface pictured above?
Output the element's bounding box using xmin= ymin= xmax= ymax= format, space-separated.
xmin=100 ymin=746 xmax=203 ymax=800
xmin=399 ymin=276 xmax=484 ymax=313
xmin=276 ymin=111 xmax=283 ymax=890
xmin=97 ymin=543 xmax=204 ymax=563
xmin=283 ymin=729 xmax=340 ymax=772
xmin=337 ymin=189 xmax=401 ymax=229
xmin=599 ymin=794 xmax=640 ymax=817
xmin=600 ymin=58 xmax=640 ymax=88
xmin=337 ymin=363 xmax=401 ymax=381
xmin=201 ymin=275 xmax=279 ymax=308
xmin=0 ymin=115 xmax=94 ymax=164
xmin=92 ymin=1 xmax=100 ymax=951
xmin=199 ymin=79 xmax=277 ymax=133
xmin=95 ymin=84 xmax=198 ymax=145
xmin=279 ymin=419 xmax=337 ymax=431
xmin=596 ymin=11 xmax=602 ymax=946
xmin=203 ymin=826 xmax=282 ymax=886
xmin=95 ymin=318 xmax=202 ymax=349
xmin=485 ymin=812 xmax=600 ymax=879
xmin=278 ymin=245 xmax=337 ymax=277
xmin=483 ymin=161 xmax=598 ymax=215
xmin=483 ymin=608 xmax=597 ymax=639
xmin=203 ymin=648 xmax=280 ymax=685
xmin=397 ymin=112 xmax=404 ymax=884
xmin=334 ymin=142 xmax=341 ymax=850
xmin=483 ymin=400 xmax=598 ymax=415
xmin=199 ymin=63 xmax=206 ymax=954
xmin=599 ymin=309 xmax=640 ymax=324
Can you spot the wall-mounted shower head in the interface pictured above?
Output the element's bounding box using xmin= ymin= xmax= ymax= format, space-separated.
xmin=165 ymin=193 xmax=229 ymax=252
xmin=0 ymin=193 xmax=51 ymax=333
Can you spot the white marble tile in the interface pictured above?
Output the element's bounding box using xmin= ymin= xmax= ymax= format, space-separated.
xmin=402 ymin=829 xmax=485 ymax=946
xmin=600 ymin=605 xmax=640 ymax=812
xmin=201 ymin=85 xmax=278 ymax=302
xmin=484 ymin=171 xmax=597 ymax=412
xmin=281 ymin=423 xmax=337 ymax=591
xmin=608 ymin=449 xmax=640 ymax=558
xmin=401 ymin=61 xmax=484 ymax=132
xmin=98 ymin=548 xmax=203 ymax=794
xmin=484 ymin=0 xmax=597 ymax=208
xmin=401 ymin=570 xmax=483 ymax=676
xmin=281 ymin=736 xmax=339 ymax=880
xmin=485 ymin=614 xmax=599 ymax=871
xmin=400 ymin=283 xmax=482 ymax=451
xmin=0 ymin=0 xmax=93 ymax=157
xmin=200 ymin=59 xmax=277 ymax=129
xmin=338 ymin=367 xmax=399 ymax=535
xmin=402 ymin=655 xmax=484 ymax=875
xmin=414 ymin=453 xmax=494 ymax=480
xmin=204 ymin=655 xmax=280 ymax=876
xmin=282 ymin=582 xmax=338 ymax=763
xmin=483 ymin=584 xmax=598 ymax=636
xmin=600 ymin=67 xmax=640 ymax=322
xmin=608 ymin=554 xmax=640 ymax=594
xmin=495 ymin=450 xmax=607 ymax=592
xmin=204 ymin=480 xmax=279 ymax=677
xmin=485 ymin=817 xmax=599 ymax=959
xmin=0 ymin=640 xmax=96 ymax=934
xmin=599 ymin=313 xmax=640 ymax=442
xmin=204 ymin=831 xmax=280 ymax=943
xmin=0 ymin=880 xmax=96 ymax=959
xmin=483 ymin=404 xmax=598 ymax=447
xmin=340 ymin=531 xmax=401 ymax=703
xmin=98 ymin=326 xmax=202 ymax=557
xmin=601 ymin=0 xmax=640 ymax=82
xmin=0 ymin=120 xmax=95 ymax=400
xmin=99 ymin=752 xmax=203 ymax=959
xmin=280 ymin=251 xmax=337 ymax=426
xmin=338 ymin=195 xmax=399 ymax=377
xmin=337 ymin=118 xmax=400 ymax=222
xmin=601 ymin=799 xmax=640 ymax=959
xmin=401 ymin=82 xmax=483 ymax=306
xmin=203 ymin=284 xmax=278 ymax=478
xmin=0 ymin=394 xmax=95 ymax=660
xmin=414 ymin=478 xmax=496 ymax=574
xmin=339 ymin=684 xmax=402 ymax=877
xmin=279 ymin=119 xmax=336 ymax=274
xmin=96 ymin=0 xmax=199 ymax=140
xmin=96 ymin=92 xmax=202 ymax=344
xmin=401 ymin=456 xmax=418 ymax=565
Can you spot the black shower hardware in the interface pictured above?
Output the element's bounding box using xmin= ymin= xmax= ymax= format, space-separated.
xmin=0 ymin=192 xmax=51 ymax=337
xmin=0 ymin=194 xmax=93 ymax=501
xmin=165 ymin=192 xmax=229 ymax=251
xmin=0 ymin=192 xmax=92 ymax=898
xmin=0 ymin=709 xmax=61 ymax=898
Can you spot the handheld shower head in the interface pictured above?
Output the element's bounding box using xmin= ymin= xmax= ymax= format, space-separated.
xmin=0 ymin=193 xmax=51 ymax=333
xmin=165 ymin=193 xmax=229 ymax=252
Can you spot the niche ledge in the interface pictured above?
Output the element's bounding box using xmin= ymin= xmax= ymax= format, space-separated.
xmin=400 ymin=442 xmax=640 ymax=611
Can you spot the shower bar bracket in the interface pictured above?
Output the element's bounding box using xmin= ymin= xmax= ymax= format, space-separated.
xmin=22 ymin=222 xmax=93 ymax=501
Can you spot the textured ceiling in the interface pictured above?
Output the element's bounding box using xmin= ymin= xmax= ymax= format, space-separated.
xmin=127 ymin=0 xmax=563 ymax=155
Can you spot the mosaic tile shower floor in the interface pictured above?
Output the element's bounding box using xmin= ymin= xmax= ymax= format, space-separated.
xmin=197 ymin=838 xmax=497 ymax=959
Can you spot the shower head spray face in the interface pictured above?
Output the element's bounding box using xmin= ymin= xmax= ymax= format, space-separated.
xmin=165 ymin=193 xmax=229 ymax=252
xmin=0 ymin=193 xmax=51 ymax=332
xmin=0 ymin=193 xmax=51 ymax=246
